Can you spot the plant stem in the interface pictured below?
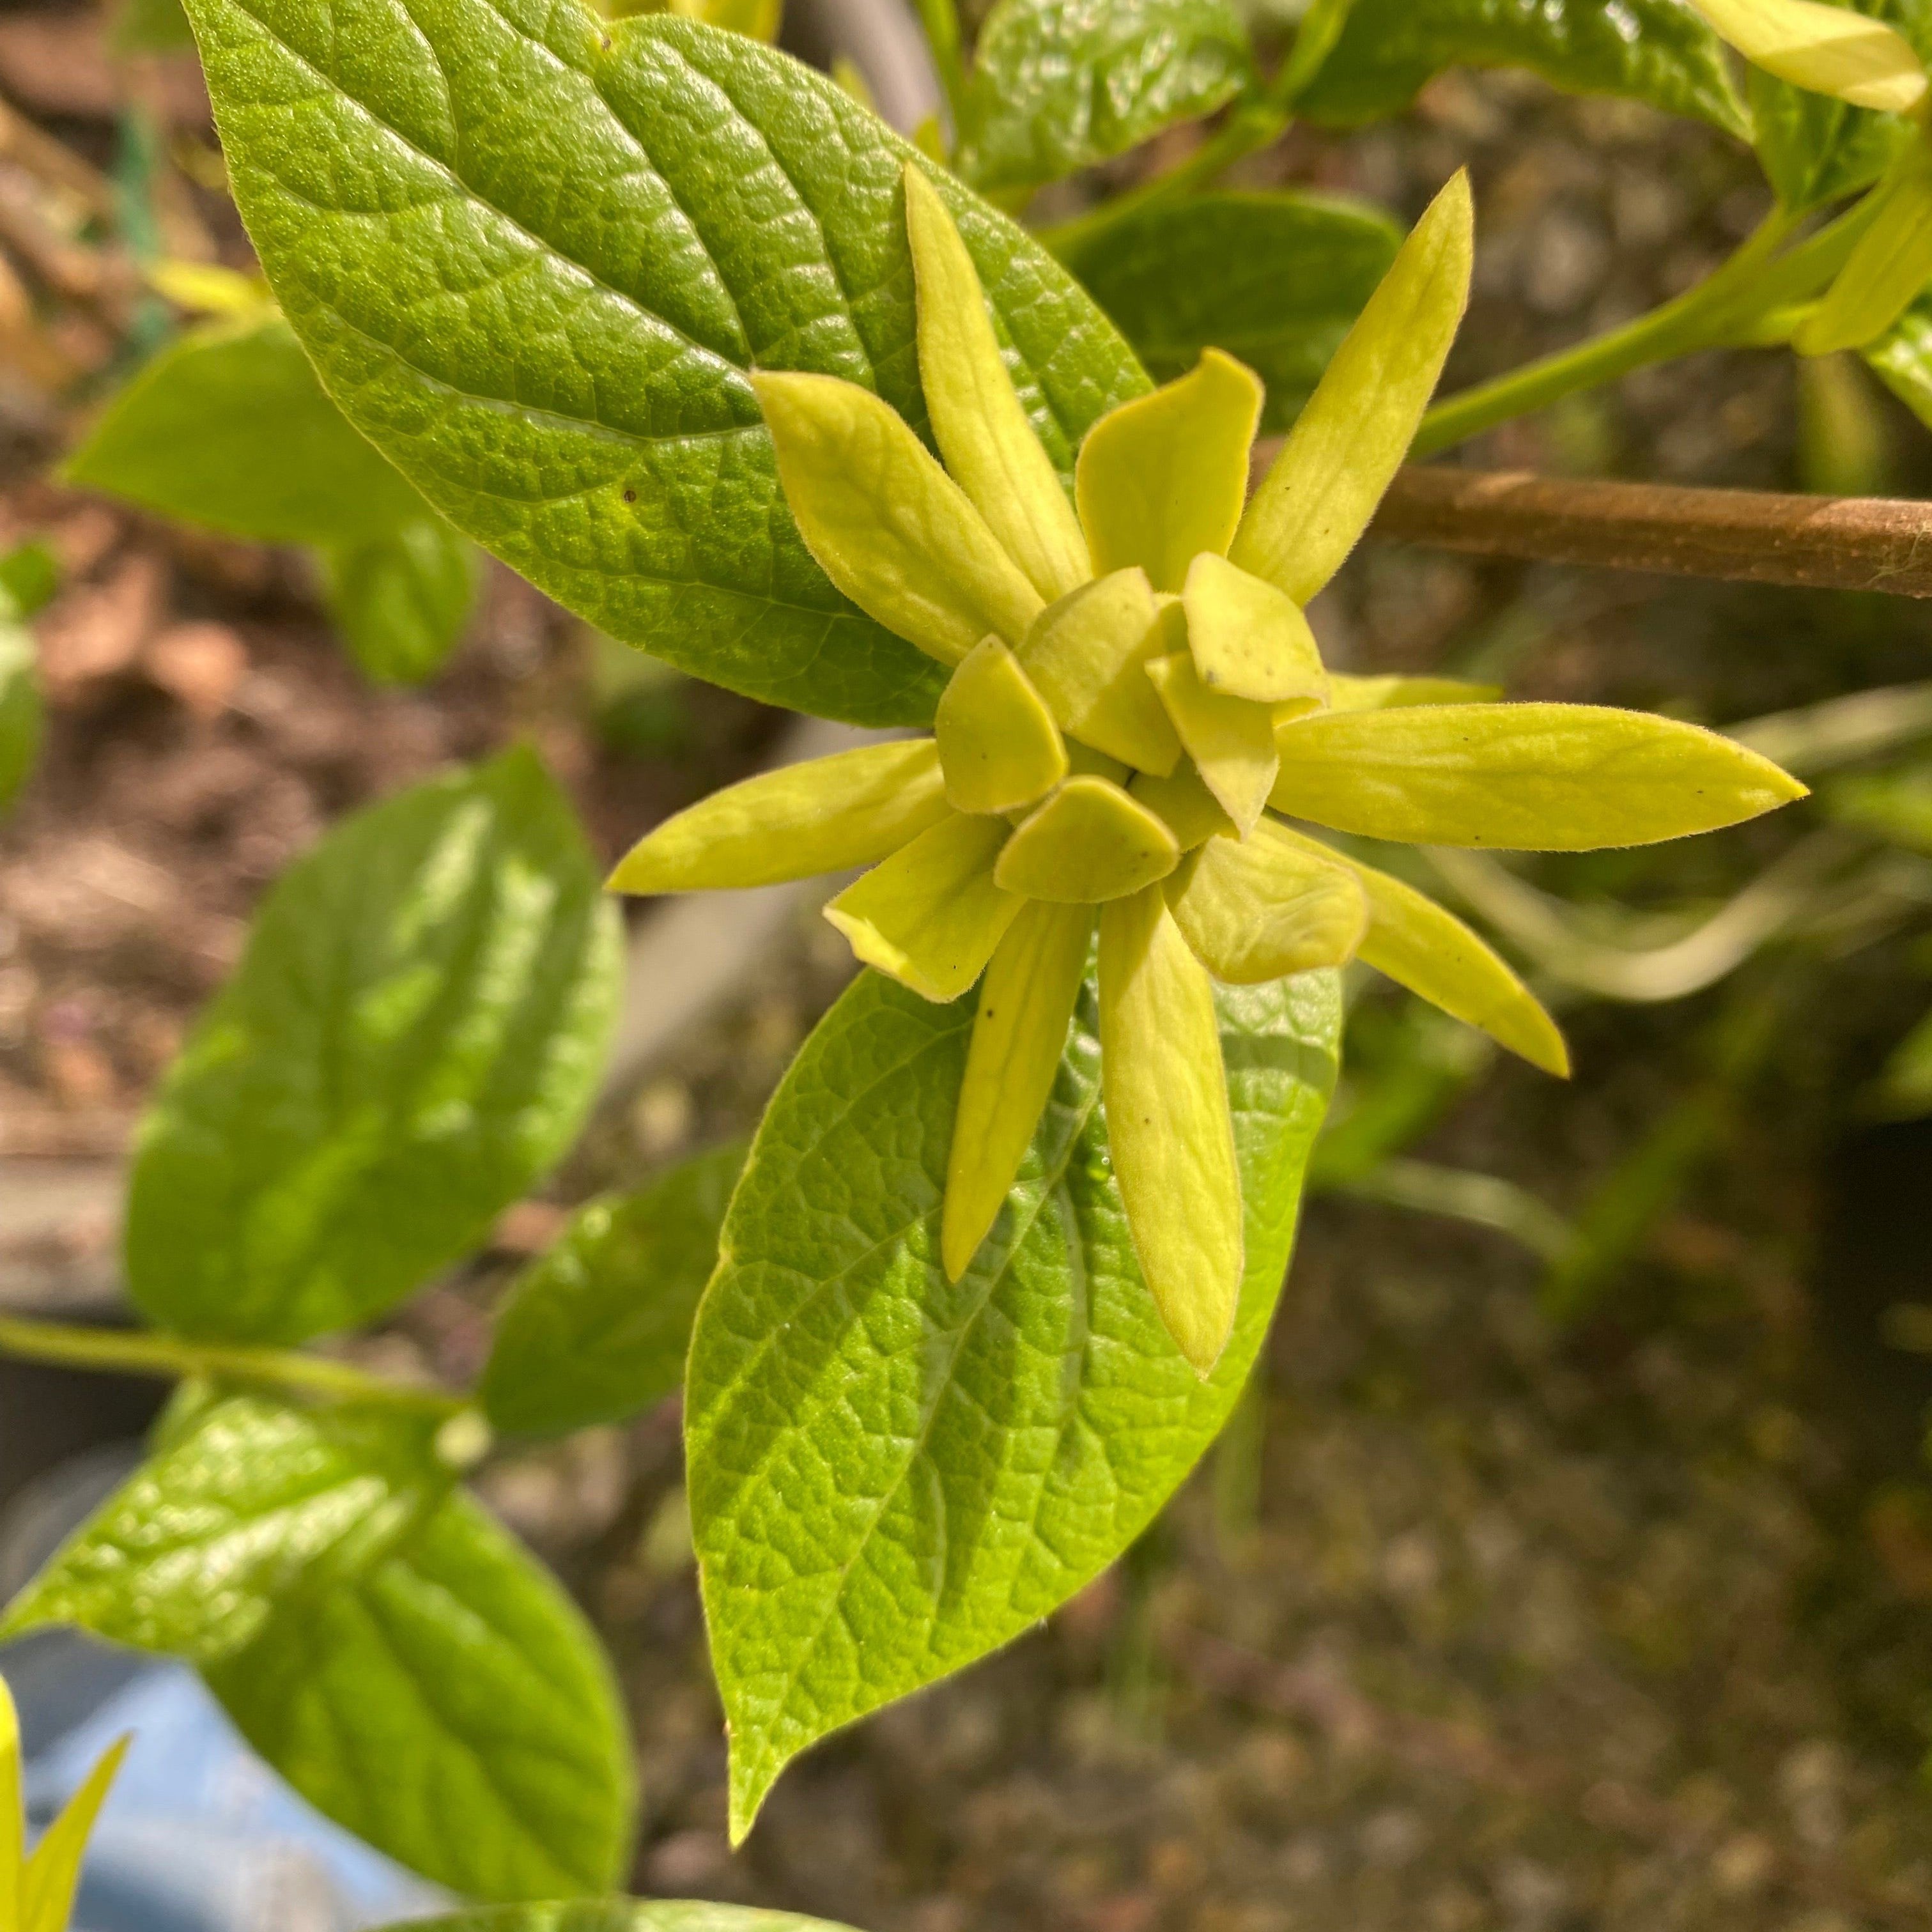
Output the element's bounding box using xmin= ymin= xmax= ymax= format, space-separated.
xmin=0 ymin=1315 xmax=462 ymax=1414
xmin=910 ymin=0 xmax=966 ymax=131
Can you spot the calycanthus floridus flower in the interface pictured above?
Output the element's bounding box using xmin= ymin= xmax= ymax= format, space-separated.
xmin=611 ymin=162 xmax=1806 ymax=1375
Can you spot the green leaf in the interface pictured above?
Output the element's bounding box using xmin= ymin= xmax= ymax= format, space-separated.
xmin=0 ymin=540 xmax=60 ymax=621
xmin=0 ymin=619 xmax=42 ymax=818
xmin=125 ymin=748 xmax=622 ymax=1345
xmin=63 ymin=317 xmax=429 ymax=546
xmin=382 ymin=1906 xmax=858 ymax=1932
xmin=1296 ymin=0 xmax=1750 ymax=135
xmin=1864 ymin=281 xmax=1932 ymax=421
xmin=178 ymin=1 xmax=1149 ymax=727
xmin=112 ymin=0 xmax=196 ymax=52
xmin=0 ymin=1394 xmax=449 ymax=1662
xmin=482 ymin=1140 xmax=745 ymax=1439
xmin=1064 ymin=190 xmax=1403 ymax=429
xmin=208 ymin=1486 xmax=635 ymax=1902
xmin=686 ymin=962 xmax=1341 ymax=1837
xmin=955 ymin=0 xmax=1255 ymax=196
xmin=323 ymin=517 xmax=481 ymax=686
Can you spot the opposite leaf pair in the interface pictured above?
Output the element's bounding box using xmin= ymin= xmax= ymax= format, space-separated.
xmin=613 ymin=162 xmax=1804 ymax=1374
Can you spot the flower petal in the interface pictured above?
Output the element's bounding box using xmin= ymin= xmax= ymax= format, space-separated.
xmin=1131 ymin=761 xmax=1235 ymax=849
xmin=1019 ymin=567 xmax=1184 ymax=775
xmin=824 ymin=811 xmax=1022 ymax=1000
xmin=936 ymin=635 xmax=1068 ymax=813
xmin=1146 ymin=650 xmax=1278 ymax=836
xmin=1267 ymin=821 xmax=1567 ymax=1074
xmin=996 ymin=774 xmax=1180 ymax=902
xmin=1233 ymin=173 xmax=1472 ymax=605
xmin=753 ymin=369 xmax=1042 ymax=665
xmin=1796 ymin=139 xmax=1932 ymax=355
xmin=1098 ymin=886 xmax=1244 ymax=1374
xmin=942 ymin=899 xmax=1095 ymax=1281
xmin=1166 ymin=821 xmax=1368 ymax=984
xmin=1270 ymin=702 xmax=1808 ymax=850
xmin=1182 ymin=553 xmax=1327 ymax=705
xmin=608 ymin=740 xmax=949 ymax=893
xmin=903 ymin=165 xmax=1090 ymax=604
xmin=1689 ymin=0 xmax=1928 ymax=111
xmin=1075 ymin=350 xmax=1264 ymax=593
xmin=1327 ymin=671 xmax=1501 ymax=711
xmin=1 ymin=1676 xmax=22 ymax=1910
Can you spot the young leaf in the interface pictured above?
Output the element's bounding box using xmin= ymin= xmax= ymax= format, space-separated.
xmin=383 ymin=1908 xmax=859 ymax=1932
xmin=179 ymin=1 xmax=1149 ymax=726
xmin=1295 ymin=0 xmax=1749 ymax=135
xmin=1795 ymin=135 xmax=1932 ymax=352
xmin=1062 ymin=191 xmax=1403 ymax=428
xmin=19 ymin=1735 xmax=130 ymax=1932
xmin=0 ymin=1395 xmax=450 ymax=1662
xmin=208 ymin=1488 xmax=635 ymax=1902
xmin=481 ymin=1140 xmax=746 ymax=1438
xmin=1866 ymin=282 xmax=1932 ymax=422
xmin=1692 ymin=0 xmax=1927 ymax=109
xmin=0 ymin=619 xmax=41 ymax=819
xmin=323 ymin=518 xmax=481 ymax=686
xmin=954 ymin=0 xmax=1255 ymax=196
xmin=686 ymin=962 xmax=1341 ymax=1839
xmin=125 ymin=749 xmax=622 ymax=1345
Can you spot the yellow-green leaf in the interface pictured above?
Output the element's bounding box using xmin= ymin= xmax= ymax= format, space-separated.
xmin=1269 ymin=702 xmax=1807 ymax=849
xmin=1182 ymin=553 xmax=1328 ymax=705
xmin=904 ymin=165 xmax=1090 ymax=605
xmin=753 ymin=371 xmax=1043 ymax=665
xmin=1233 ymin=173 xmax=1472 ymax=605
xmin=995 ymin=775 xmax=1180 ymax=901
xmin=1689 ymin=0 xmax=1928 ymax=110
xmin=1131 ymin=761 xmax=1235 ymax=849
xmin=20 ymin=1735 xmax=128 ymax=1932
xmin=1797 ymin=140 xmax=1932 ymax=355
xmin=941 ymin=899 xmax=1095 ymax=1280
xmin=1327 ymin=671 xmax=1501 ymax=711
xmin=1269 ymin=821 xmax=1568 ymax=1074
xmin=1019 ymin=568 xmax=1183 ymax=774
xmin=936 ymin=635 xmax=1068 ymax=814
xmin=1 ymin=1675 xmax=22 ymax=1917
xmin=1166 ymin=822 xmax=1367 ymax=984
xmin=608 ymin=740 xmax=950 ymax=893
xmin=1147 ymin=651 xmax=1279 ymax=835
xmin=1075 ymin=350 xmax=1264 ymax=593
xmin=825 ymin=811 xmax=1021 ymax=1000
xmin=1097 ymin=886 xmax=1244 ymax=1373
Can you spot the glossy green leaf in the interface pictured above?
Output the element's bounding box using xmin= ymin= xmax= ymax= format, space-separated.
xmin=934 ymin=636 xmax=1067 ymax=814
xmin=610 ymin=741 xmax=950 ymax=893
xmin=687 ymin=960 xmax=1341 ymax=1836
xmin=208 ymin=1487 xmax=634 ymax=1901
xmin=1019 ymin=569 xmax=1182 ymax=775
xmin=181 ymin=1 xmax=1150 ymax=725
xmin=1296 ymin=0 xmax=1749 ymax=134
xmin=1063 ymin=190 xmax=1403 ymax=428
xmin=994 ymin=773 xmax=1180 ymax=900
xmin=1164 ymin=822 xmax=1366 ymax=984
xmin=323 ymin=518 xmax=481 ymax=686
xmin=63 ymin=318 xmax=428 ymax=546
xmin=482 ymin=1141 xmax=745 ymax=1438
xmin=0 ymin=1395 xmax=449 ymax=1662
xmin=383 ymin=1907 xmax=858 ymax=1932
xmin=955 ymin=0 xmax=1254 ymax=195
xmin=125 ymin=749 xmax=622 ymax=1345
xmin=0 ymin=619 xmax=41 ymax=819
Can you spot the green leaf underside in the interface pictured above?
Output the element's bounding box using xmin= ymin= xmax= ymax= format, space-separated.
xmin=482 ymin=1140 xmax=746 ymax=1438
xmin=324 ymin=517 xmax=481 ymax=685
xmin=180 ymin=0 xmax=1149 ymax=726
xmin=687 ymin=964 xmax=1341 ymax=1839
xmin=124 ymin=748 xmax=621 ymax=1346
xmin=209 ymin=1485 xmax=635 ymax=1902
xmin=1296 ymin=0 xmax=1749 ymax=135
xmin=1065 ymin=192 xmax=1403 ymax=428
xmin=389 ymin=1907 xmax=857 ymax=1932
xmin=955 ymin=0 xmax=1254 ymax=195
xmin=63 ymin=318 xmax=429 ymax=545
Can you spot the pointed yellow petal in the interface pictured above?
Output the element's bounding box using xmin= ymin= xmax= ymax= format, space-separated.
xmin=1098 ymin=886 xmax=1243 ymax=1373
xmin=1019 ymin=568 xmax=1184 ymax=775
xmin=1166 ymin=821 xmax=1368 ymax=984
xmin=935 ymin=635 xmax=1067 ymax=814
xmin=1689 ymin=0 xmax=1928 ymax=110
xmin=1267 ymin=821 xmax=1568 ymax=1074
xmin=608 ymin=740 xmax=950 ymax=893
xmin=995 ymin=775 xmax=1180 ymax=902
xmin=1233 ymin=173 xmax=1472 ymax=605
xmin=20 ymin=1735 xmax=128 ymax=1932
xmin=753 ymin=370 xmax=1042 ymax=665
xmin=1131 ymin=761 xmax=1235 ymax=849
xmin=2 ymin=1676 xmax=23 ymax=1917
xmin=1182 ymin=553 xmax=1327 ymax=705
xmin=1270 ymin=702 xmax=1808 ymax=850
xmin=904 ymin=165 xmax=1090 ymax=605
xmin=1796 ymin=143 xmax=1932 ymax=355
xmin=1075 ymin=350 xmax=1264 ymax=593
xmin=1146 ymin=651 xmax=1278 ymax=836
xmin=943 ymin=900 xmax=1095 ymax=1279
xmin=1326 ymin=671 xmax=1501 ymax=711
xmin=824 ymin=811 xmax=1021 ymax=1000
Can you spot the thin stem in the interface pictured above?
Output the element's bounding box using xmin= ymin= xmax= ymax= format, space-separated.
xmin=0 ymin=1315 xmax=463 ymax=1414
xmin=911 ymin=0 xmax=966 ymax=132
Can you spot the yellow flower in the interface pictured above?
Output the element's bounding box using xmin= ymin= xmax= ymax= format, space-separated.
xmin=612 ymin=163 xmax=1805 ymax=1372
xmin=1 ymin=1672 xmax=128 ymax=1932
